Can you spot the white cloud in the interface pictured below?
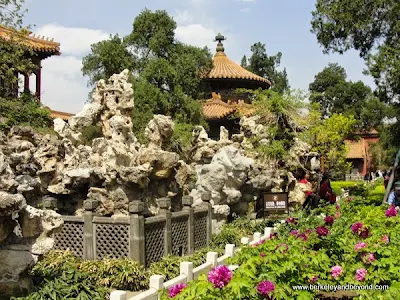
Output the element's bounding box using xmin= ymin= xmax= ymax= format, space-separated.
xmin=36 ymin=23 xmax=109 ymax=56
xmin=240 ymin=7 xmax=251 ymax=13
xmin=175 ymin=24 xmax=218 ymax=51
xmin=174 ymin=10 xmax=194 ymax=24
xmin=33 ymin=24 xmax=109 ymax=113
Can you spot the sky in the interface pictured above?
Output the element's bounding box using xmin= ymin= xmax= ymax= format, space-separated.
xmin=23 ymin=0 xmax=375 ymax=114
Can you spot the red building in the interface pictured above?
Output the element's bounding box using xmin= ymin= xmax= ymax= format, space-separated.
xmin=0 ymin=25 xmax=74 ymax=120
xmin=345 ymin=129 xmax=380 ymax=175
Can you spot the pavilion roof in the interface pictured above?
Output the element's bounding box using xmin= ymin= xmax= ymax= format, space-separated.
xmin=0 ymin=25 xmax=60 ymax=56
xmin=202 ymin=92 xmax=256 ymax=120
xmin=205 ymin=33 xmax=271 ymax=87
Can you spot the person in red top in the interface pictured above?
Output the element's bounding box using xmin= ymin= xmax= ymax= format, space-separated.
xmin=301 ymin=171 xmax=316 ymax=211
xmin=319 ymin=173 xmax=336 ymax=204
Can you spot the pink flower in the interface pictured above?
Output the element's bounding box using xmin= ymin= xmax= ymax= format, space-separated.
xmin=316 ymin=226 xmax=329 ymax=237
xmin=335 ymin=211 xmax=341 ymax=219
xmin=354 ymin=242 xmax=367 ymax=251
xmin=361 ymin=253 xmax=375 ymax=264
xmin=207 ymin=265 xmax=232 ymax=288
xmin=385 ymin=205 xmax=398 ymax=217
xmin=269 ymin=233 xmax=278 ymax=239
xmin=359 ymin=228 xmax=369 ymax=239
xmin=355 ymin=268 xmax=367 ymax=281
xmin=331 ymin=265 xmax=343 ymax=278
xmin=286 ymin=217 xmax=296 ymax=224
xmin=305 ymin=228 xmax=312 ymax=235
xmin=324 ymin=216 xmax=335 ymax=225
xmin=381 ymin=235 xmax=389 ymax=244
xmin=335 ymin=204 xmax=340 ymax=210
xmin=256 ymin=280 xmax=275 ymax=298
xmin=297 ymin=233 xmax=308 ymax=241
xmin=253 ymin=239 xmax=266 ymax=247
xmin=290 ymin=230 xmax=299 ymax=235
xmin=346 ymin=197 xmax=353 ymax=202
xmin=350 ymin=222 xmax=363 ymax=234
xmin=260 ymin=252 xmax=266 ymax=257
xmin=168 ymin=283 xmax=187 ymax=298
xmin=310 ymin=275 xmax=318 ymax=283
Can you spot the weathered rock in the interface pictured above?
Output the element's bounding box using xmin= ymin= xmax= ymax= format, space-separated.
xmin=145 ymin=115 xmax=174 ymax=149
xmin=0 ymin=192 xmax=26 ymax=217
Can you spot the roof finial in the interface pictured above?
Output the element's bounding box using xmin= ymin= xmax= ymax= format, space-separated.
xmin=214 ymin=33 xmax=226 ymax=53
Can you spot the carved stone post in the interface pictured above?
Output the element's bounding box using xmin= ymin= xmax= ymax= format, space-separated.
xmin=201 ymin=191 xmax=213 ymax=246
xmin=182 ymin=195 xmax=194 ymax=254
xmin=83 ymin=199 xmax=98 ymax=260
xmin=157 ymin=197 xmax=172 ymax=256
xmin=128 ymin=201 xmax=145 ymax=265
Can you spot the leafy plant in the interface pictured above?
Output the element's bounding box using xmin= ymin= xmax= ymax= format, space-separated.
xmin=161 ymin=189 xmax=400 ymax=299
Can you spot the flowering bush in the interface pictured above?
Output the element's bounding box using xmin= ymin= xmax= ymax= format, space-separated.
xmin=160 ymin=191 xmax=400 ymax=299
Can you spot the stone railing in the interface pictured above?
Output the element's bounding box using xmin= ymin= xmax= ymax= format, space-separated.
xmin=52 ymin=195 xmax=212 ymax=267
xmin=110 ymin=227 xmax=274 ymax=300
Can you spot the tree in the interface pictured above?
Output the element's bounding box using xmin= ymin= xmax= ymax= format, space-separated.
xmin=0 ymin=0 xmax=51 ymax=130
xmin=242 ymin=42 xmax=290 ymax=94
xmin=0 ymin=0 xmax=36 ymax=97
xmin=309 ymin=63 xmax=388 ymax=130
xmin=81 ymin=9 xmax=213 ymax=150
xmin=307 ymin=113 xmax=356 ymax=177
xmin=311 ymin=0 xmax=400 ymax=110
xmin=240 ymin=55 xmax=248 ymax=68
xmin=81 ymin=34 xmax=135 ymax=87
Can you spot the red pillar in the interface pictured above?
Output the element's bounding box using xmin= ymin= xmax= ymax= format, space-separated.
xmin=35 ymin=61 xmax=42 ymax=100
xmin=24 ymin=74 xmax=30 ymax=92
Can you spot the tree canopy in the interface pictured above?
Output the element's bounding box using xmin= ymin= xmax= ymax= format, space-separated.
xmin=311 ymin=0 xmax=400 ymax=102
xmin=309 ymin=63 xmax=389 ymax=130
xmin=0 ymin=0 xmax=51 ymax=130
xmin=81 ymin=9 xmax=213 ymax=146
xmin=0 ymin=0 xmax=36 ymax=98
xmin=241 ymin=42 xmax=289 ymax=94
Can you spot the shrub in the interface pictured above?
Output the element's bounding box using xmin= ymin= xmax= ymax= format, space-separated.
xmin=0 ymin=94 xmax=52 ymax=131
xmin=161 ymin=195 xmax=400 ymax=299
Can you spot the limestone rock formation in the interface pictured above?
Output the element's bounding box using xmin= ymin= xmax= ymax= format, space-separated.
xmin=0 ymin=190 xmax=63 ymax=297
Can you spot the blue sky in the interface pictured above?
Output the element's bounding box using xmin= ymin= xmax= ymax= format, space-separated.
xmin=23 ymin=0 xmax=374 ymax=113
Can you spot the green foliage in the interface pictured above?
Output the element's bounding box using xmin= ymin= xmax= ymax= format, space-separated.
xmin=0 ymin=0 xmax=37 ymax=98
xmin=80 ymin=124 xmax=102 ymax=145
xmin=79 ymin=259 xmax=149 ymax=291
xmin=82 ymin=9 xmax=213 ymax=148
xmin=31 ymin=250 xmax=148 ymax=293
xmin=0 ymin=95 xmax=52 ymax=130
xmin=243 ymin=42 xmax=290 ymax=94
xmin=149 ymin=248 xmax=221 ymax=281
xmin=311 ymin=0 xmax=400 ymax=101
xmin=245 ymin=89 xmax=314 ymax=163
xmin=305 ymin=113 xmax=355 ymax=176
xmin=309 ymin=63 xmax=389 ymax=130
xmin=163 ymin=191 xmax=400 ymax=299
xmin=81 ymin=34 xmax=135 ymax=87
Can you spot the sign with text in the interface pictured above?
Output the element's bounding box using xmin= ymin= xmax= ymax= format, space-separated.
xmin=263 ymin=192 xmax=289 ymax=216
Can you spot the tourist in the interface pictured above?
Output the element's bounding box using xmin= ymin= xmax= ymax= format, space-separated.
xmin=387 ymin=181 xmax=400 ymax=210
xmin=384 ymin=170 xmax=391 ymax=189
xmin=300 ymin=171 xmax=316 ymax=211
xmin=319 ymin=173 xmax=336 ymax=204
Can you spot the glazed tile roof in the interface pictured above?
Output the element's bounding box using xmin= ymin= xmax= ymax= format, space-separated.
xmin=345 ymin=140 xmax=365 ymax=159
xmin=42 ymin=106 xmax=73 ymax=120
xmin=202 ymin=93 xmax=256 ymax=120
xmin=207 ymin=52 xmax=271 ymax=86
xmin=0 ymin=25 xmax=61 ymax=55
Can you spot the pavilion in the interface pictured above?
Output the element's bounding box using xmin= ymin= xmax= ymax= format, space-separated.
xmin=201 ymin=33 xmax=271 ymax=139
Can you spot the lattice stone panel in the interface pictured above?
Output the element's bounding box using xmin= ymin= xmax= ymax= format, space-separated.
xmin=95 ymin=224 xmax=129 ymax=259
xmin=53 ymin=221 xmax=84 ymax=258
xmin=172 ymin=216 xmax=188 ymax=256
xmin=194 ymin=212 xmax=207 ymax=250
xmin=145 ymin=221 xmax=165 ymax=267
